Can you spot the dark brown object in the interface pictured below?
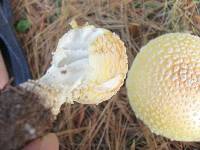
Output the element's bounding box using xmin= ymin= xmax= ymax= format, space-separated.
xmin=0 ymin=86 xmax=55 ymax=150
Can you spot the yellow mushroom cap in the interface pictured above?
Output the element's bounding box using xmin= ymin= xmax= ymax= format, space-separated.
xmin=40 ymin=25 xmax=128 ymax=104
xmin=126 ymin=33 xmax=200 ymax=141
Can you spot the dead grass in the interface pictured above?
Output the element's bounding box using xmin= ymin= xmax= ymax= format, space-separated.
xmin=12 ymin=0 xmax=200 ymax=149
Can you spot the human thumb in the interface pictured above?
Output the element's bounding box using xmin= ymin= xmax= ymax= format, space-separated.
xmin=23 ymin=133 xmax=59 ymax=150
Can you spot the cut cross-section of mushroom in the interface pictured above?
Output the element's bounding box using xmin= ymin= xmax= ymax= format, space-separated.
xmin=127 ymin=33 xmax=200 ymax=141
xmin=22 ymin=25 xmax=128 ymax=116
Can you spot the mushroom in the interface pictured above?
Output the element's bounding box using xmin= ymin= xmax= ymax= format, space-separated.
xmin=126 ymin=33 xmax=200 ymax=141
xmin=0 ymin=23 xmax=128 ymax=149
xmin=21 ymin=24 xmax=128 ymax=116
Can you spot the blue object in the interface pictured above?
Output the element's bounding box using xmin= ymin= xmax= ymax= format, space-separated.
xmin=0 ymin=0 xmax=31 ymax=85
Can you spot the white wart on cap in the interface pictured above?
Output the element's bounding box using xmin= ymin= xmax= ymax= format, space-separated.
xmin=127 ymin=33 xmax=200 ymax=141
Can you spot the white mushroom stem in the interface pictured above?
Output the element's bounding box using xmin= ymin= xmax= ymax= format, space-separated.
xmin=21 ymin=25 xmax=128 ymax=116
xmin=21 ymin=81 xmax=64 ymax=116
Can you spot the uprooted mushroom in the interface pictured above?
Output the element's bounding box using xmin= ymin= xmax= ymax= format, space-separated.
xmin=0 ymin=24 xmax=128 ymax=150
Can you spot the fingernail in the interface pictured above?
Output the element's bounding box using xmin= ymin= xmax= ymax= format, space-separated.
xmin=40 ymin=133 xmax=59 ymax=150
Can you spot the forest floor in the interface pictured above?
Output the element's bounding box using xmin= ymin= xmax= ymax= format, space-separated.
xmin=13 ymin=0 xmax=200 ymax=149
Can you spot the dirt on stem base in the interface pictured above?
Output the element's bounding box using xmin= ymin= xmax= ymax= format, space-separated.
xmin=0 ymin=86 xmax=55 ymax=150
